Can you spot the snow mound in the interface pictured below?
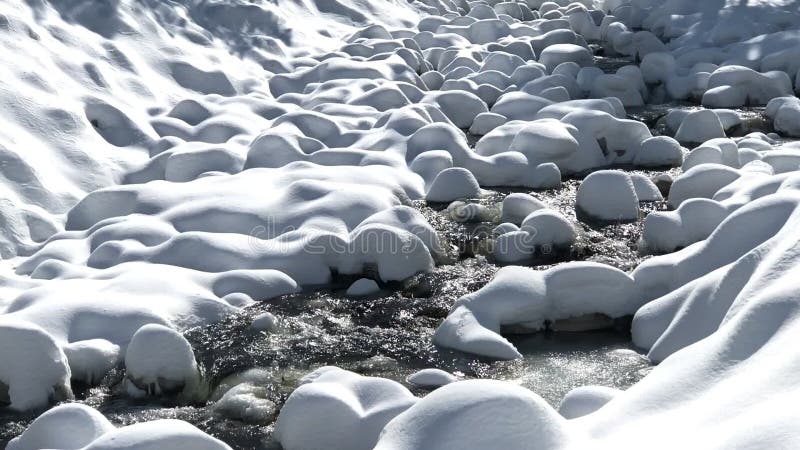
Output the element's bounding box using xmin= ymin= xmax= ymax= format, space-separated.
xmin=500 ymin=193 xmax=547 ymax=225
xmin=406 ymin=368 xmax=458 ymax=388
xmin=433 ymin=263 xmax=639 ymax=359
xmin=124 ymin=324 xmax=201 ymax=398
xmin=374 ymin=380 xmax=571 ymax=450
xmin=558 ymin=385 xmax=621 ymax=420
xmin=64 ymin=339 xmax=122 ymax=385
xmin=765 ymin=96 xmax=800 ymax=137
xmin=212 ymin=383 xmax=277 ymax=423
xmin=347 ymin=278 xmax=381 ymax=296
xmin=576 ymin=170 xmax=639 ymax=222
xmin=274 ymin=366 xmax=417 ymax=450
xmin=7 ymin=403 xmax=114 ymax=450
xmin=81 ymin=419 xmax=232 ymax=450
xmin=0 ymin=319 xmax=72 ymax=411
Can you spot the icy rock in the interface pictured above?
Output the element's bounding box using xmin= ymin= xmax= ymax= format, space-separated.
xmin=576 ymin=170 xmax=639 ymax=222
xmin=447 ymin=201 xmax=495 ymax=223
xmin=433 ymin=263 xmax=639 ymax=359
xmin=124 ymin=324 xmax=201 ymax=397
xmin=558 ymin=385 xmax=621 ymax=419
xmin=346 ymin=278 xmax=381 ymax=296
xmin=501 ymin=193 xmax=547 ymax=225
xmin=425 ymin=167 xmax=482 ymax=202
xmin=274 ymin=366 xmax=416 ymax=450
xmin=64 ymin=339 xmax=121 ymax=385
xmin=0 ymin=319 xmax=73 ymax=411
xmin=406 ymin=368 xmax=458 ymax=388
xmin=765 ymin=96 xmax=800 ymax=137
xmin=250 ymin=312 xmax=279 ymax=332
xmin=539 ymin=43 xmax=593 ymax=73
xmin=674 ymin=109 xmax=727 ymax=144
xmin=7 ymin=403 xmax=115 ymax=450
xmin=374 ymin=380 xmax=571 ymax=450
xmin=212 ymin=383 xmax=277 ymax=423
xmin=634 ymin=136 xmax=684 ymax=167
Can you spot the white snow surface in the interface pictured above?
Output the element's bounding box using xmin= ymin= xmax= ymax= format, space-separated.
xmin=6 ymin=0 xmax=800 ymax=447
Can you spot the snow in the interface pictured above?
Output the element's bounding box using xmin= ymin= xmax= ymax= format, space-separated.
xmin=576 ymin=170 xmax=640 ymax=222
xmin=6 ymin=403 xmax=115 ymax=450
xmin=406 ymin=368 xmax=458 ymax=388
xmin=124 ymin=324 xmax=201 ymax=398
xmin=81 ymin=420 xmax=232 ymax=450
xmin=765 ymin=96 xmax=800 ymax=137
xmin=0 ymin=319 xmax=72 ymax=411
xmin=500 ymin=193 xmax=546 ymax=225
xmin=673 ymin=109 xmax=727 ymax=145
xmin=5 ymin=0 xmax=800 ymax=446
xmin=558 ymin=385 xmax=621 ymax=420
xmin=425 ymin=167 xmax=482 ymax=202
xmin=374 ymin=380 xmax=572 ymax=450
xmin=212 ymin=383 xmax=277 ymax=423
xmin=433 ymin=263 xmax=640 ymax=359
xmin=274 ymin=366 xmax=417 ymax=450
xmin=346 ymin=278 xmax=381 ymax=296
xmin=63 ymin=339 xmax=121 ymax=385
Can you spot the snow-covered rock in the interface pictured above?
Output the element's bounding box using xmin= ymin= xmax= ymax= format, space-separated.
xmin=433 ymin=263 xmax=640 ymax=359
xmin=426 ymin=167 xmax=482 ymax=202
xmin=374 ymin=380 xmax=571 ymax=450
xmin=558 ymin=385 xmax=621 ymax=419
xmin=674 ymin=109 xmax=727 ymax=145
xmin=765 ymin=96 xmax=800 ymax=137
xmin=7 ymin=403 xmax=114 ymax=450
xmin=63 ymin=339 xmax=121 ymax=385
xmin=634 ymin=136 xmax=684 ymax=167
xmin=406 ymin=368 xmax=458 ymax=388
xmin=274 ymin=366 xmax=417 ymax=450
xmin=500 ymin=193 xmax=546 ymax=225
xmin=346 ymin=278 xmax=381 ymax=296
xmin=0 ymin=319 xmax=72 ymax=411
xmin=124 ymin=324 xmax=201 ymax=398
xmin=576 ymin=170 xmax=639 ymax=222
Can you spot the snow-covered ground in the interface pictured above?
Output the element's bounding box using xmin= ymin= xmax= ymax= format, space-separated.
xmin=3 ymin=0 xmax=800 ymax=448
